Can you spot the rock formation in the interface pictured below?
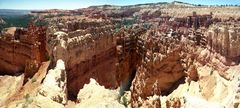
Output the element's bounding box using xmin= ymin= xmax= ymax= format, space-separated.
xmin=206 ymin=24 xmax=240 ymax=63
xmin=0 ymin=74 xmax=24 ymax=106
xmin=39 ymin=59 xmax=67 ymax=104
xmin=0 ymin=23 xmax=47 ymax=79
xmin=76 ymin=78 xmax=124 ymax=108
xmin=0 ymin=1 xmax=240 ymax=108
xmin=46 ymin=20 xmax=120 ymax=99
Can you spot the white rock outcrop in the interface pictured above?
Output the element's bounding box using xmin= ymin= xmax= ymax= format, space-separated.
xmin=184 ymin=94 xmax=224 ymax=108
xmin=39 ymin=59 xmax=67 ymax=104
xmin=76 ymin=78 xmax=125 ymax=108
xmin=0 ymin=74 xmax=24 ymax=106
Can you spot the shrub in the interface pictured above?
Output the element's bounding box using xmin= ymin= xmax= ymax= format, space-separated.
xmin=22 ymin=93 xmax=30 ymax=108
xmin=24 ymin=94 xmax=30 ymax=101
xmin=31 ymin=78 xmax=37 ymax=83
xmin=121 ymin=96 xmax=128 ymax=107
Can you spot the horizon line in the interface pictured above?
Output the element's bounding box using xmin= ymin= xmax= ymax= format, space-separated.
xmin=0 ymin=1 xmax=239 ymax=10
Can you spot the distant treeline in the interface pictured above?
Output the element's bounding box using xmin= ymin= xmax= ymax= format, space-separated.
xmin=0 ymin=15 xmax=33 ymax=31
xmin=0 ymin=12 xmax=78 ymax=32
xmin=0 ymin=15 xmax=49 ymax=32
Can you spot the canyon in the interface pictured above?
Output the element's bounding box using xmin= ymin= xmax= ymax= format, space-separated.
xmin=0 ymin=1 xmax=240 ymax=108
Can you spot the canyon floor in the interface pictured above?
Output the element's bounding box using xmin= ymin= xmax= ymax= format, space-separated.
xmin=0 ymin=1 xmax=240 ymax=108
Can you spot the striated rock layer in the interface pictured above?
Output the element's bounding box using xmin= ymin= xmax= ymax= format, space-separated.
xmin=0 ymin=24 xmax=48 ymax=78
xmin=47 ymin=20 xmax=122 ymax=99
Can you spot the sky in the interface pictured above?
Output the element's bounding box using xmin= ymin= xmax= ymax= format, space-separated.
xmin=0 ymin=0 xmax=239 ymax=10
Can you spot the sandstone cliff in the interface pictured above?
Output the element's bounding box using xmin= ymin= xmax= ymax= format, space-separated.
xmin=0 ymin=24 xmax=47 ymax=79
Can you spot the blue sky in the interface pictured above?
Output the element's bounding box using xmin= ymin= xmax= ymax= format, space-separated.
xmin=0 ymin=0 xmax=239 ymax=10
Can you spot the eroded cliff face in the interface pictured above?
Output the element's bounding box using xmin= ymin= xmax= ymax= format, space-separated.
xmin=47 ymin=19 xmax=121 ymax=99
xmin=129 ymin=28 xmax=198 ymax=108
xmin=115 ymin=27 xmax=146 ymax=95
xmin=136 ymin=24 xmax=239 ymax=108
xmin=0 ymin=27 xmax=28 ymax=74
xmin=0 ymin=24 xmax=47 ymax=78
xmin=206 ymin=25 xmax=240 ymax=63
xmin=112 ymin=15 xmax=240 ymax=107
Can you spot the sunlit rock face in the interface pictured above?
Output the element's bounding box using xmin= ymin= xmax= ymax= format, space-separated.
xmin=127 ymin=20 xmax=240 ymax=107
xmin=0 ymin=74 xmax=24 ymax=106
xmin=206 ymin=25 xmax=240 ymax=63
xmin=0 ymin=61 xmax=67 ymax=108
xmin=76 ymin=78 xmax=124 ymax=108
xmin=39 ymin=59 xmax=67 ymax=104
xmin=129 ymin=28 xmax=193 ymax=108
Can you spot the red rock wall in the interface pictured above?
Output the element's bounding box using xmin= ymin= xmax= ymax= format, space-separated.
xmin=115 ymin=28 xmax=142 ymax=88
xmin=130 ymin=29 xmax=188 ymax=107
xmin=67 ymin=46 xmax=117 ymax=98
xmin=47 ymin=24 xmax=120 ymax=99
xmin=0 ymin=24 xmax=47 ymax=75
xmin=49 ymin=23 xmax=146 ymax=99
xmin=0 ymin=39 xmax=31 ymax=74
